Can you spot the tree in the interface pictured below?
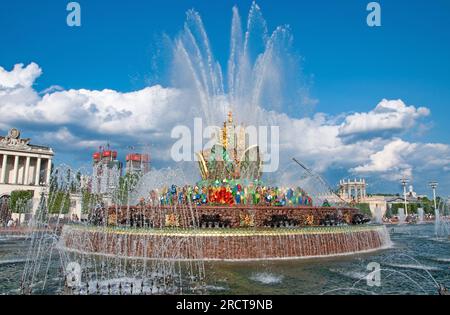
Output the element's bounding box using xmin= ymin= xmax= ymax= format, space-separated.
xmin=48 ymin=191 xmax=70 ymax=214
xmin=116 ymin=172 xmax=141 ymax=205
xmin=81 ymin=189 xmax=101 ymax=215
xmin=355 ymin=203 xmax=372 ymax=216
xmin=9 ymin=190 xmax=34 ymax=214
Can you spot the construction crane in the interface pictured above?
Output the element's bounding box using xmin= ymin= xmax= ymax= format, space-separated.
xmin=292 ymin=158 xmax=348 ymax=205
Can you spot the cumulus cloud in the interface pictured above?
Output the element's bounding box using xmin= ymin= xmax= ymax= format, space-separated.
xmin=351 ymin=139 xmax=415 ymax=180
xmin=40 ymin=127 xmax=105 ymax=151
xmin=0 ymin=63 xmax=42 ymax=90
xmin=338 ymin=99 xmax=430 ymax=141
xmin=1 ymin=85 xmax=181 ymax=134
xmin=0 ymin=62 xmax=449 ymax=194
xmin=39 ymin=85 xmax=64 ymax=95
xmin=350 ymin=139 xmax=450 ymax=184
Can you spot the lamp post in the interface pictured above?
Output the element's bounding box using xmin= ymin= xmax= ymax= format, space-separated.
xmin=429 ymin=181 xmax=438 ymax=211
xmin=401 ymin=178 xmax=408 ymax=216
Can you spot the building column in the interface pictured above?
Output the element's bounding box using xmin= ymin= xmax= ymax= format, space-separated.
xmin=24 ymin=156 xmax=31 ymax=185
xmin=35 ymin=157 xmax=42 ymax=186
xmin=0 ymin=154 xmax=7 ymax=184
xmin=13 ymin=155 xmax=19 ymax=184
xmin=46 ymin=159 xmax=52 ymax=185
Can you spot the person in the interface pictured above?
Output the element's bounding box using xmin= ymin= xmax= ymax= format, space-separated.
xmin=7 ymin=218 xmax=14 ymax=228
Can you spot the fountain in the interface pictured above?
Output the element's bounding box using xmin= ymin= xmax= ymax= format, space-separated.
xmin=374 ymin=206 xmax=383 ymax=224
xmin=398 ymin=208 xmax=406 ymax=225
xmin=418 ymin=208 xmax=424 ymax=224
xmin=434 ymin=201 xmax=449 ymax=238
xmin=59 ymin=111 xmax=390 ymax=261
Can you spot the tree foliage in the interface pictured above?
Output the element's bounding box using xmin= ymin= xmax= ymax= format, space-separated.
xmin=48 ymin=191 xmax=70 ymax=214
xmin=355 ymin=203 xmax=372 ymax=216
xmin=81 ymin=189 xmax=102 ymax=214
xmin=116 ymin=172 xmax=141 ymax=205
xmin=9 ymin=190 xmax=33 ymax=214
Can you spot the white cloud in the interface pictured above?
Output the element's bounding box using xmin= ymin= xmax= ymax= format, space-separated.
xmin=350 ymin=139 xmax=415 ymax=180
xmin=0 ymin=63 xmax=42 ymax=90
xmin=338 ymin=99 xmax=430 ymax=140
xmin=40 ymin=127 xmax=104 ymax=151
xmin=351 ymin=139 xmax=450 ymax=182
xmin=0 ymin=63 xmax=183 ymax=139
xmin=39 ymin=85 xmax=64 ymax=95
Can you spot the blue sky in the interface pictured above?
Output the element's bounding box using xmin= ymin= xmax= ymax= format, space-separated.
xmin=1 ymin=0 xmax=449 ymax=196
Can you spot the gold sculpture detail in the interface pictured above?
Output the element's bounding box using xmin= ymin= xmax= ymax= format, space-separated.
xmin=196 ymin=111 xmax=262 ymax=181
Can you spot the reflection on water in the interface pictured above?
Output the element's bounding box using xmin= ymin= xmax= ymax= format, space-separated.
xmin=0 ymin=224 xmax=449 ymax=295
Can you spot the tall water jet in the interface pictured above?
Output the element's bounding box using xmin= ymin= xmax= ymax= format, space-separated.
xmin=434 ymin=202 xmax=449 ymax=238
xmin=418 ymin=208 xmax=424 ymax=224
xmin=167 ymin=1 xmax=313 ymax=148
xmin=374 ymin=206 xmax=383 ymax=224
xmin=398 ymin=208 xmax=405 ymax=225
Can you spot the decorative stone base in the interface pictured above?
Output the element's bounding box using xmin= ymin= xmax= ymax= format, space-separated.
xmin=106 ymin=205 xmax=360 ymax=228
xmin=60 ymin=225 xmax=391 ymax=261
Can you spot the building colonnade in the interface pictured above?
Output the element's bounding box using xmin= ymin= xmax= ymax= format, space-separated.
xmin=339 ymin=179 xmax=367 ymax=201
xmin=0 ymin=153 xmax=52 ymax=187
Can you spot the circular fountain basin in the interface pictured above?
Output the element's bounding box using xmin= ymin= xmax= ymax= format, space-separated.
xmin=60 ymin=224 xmax=391 ymax=261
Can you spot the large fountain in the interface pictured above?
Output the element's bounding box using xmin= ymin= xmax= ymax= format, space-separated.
xmin=59 ymin=111 xmax=390 ymax=261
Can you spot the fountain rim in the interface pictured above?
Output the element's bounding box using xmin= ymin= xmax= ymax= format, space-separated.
xmin=59 ymin=225 xmax=392 ymax=262
xmin=62 ymin=223 xmax=386 ymax=237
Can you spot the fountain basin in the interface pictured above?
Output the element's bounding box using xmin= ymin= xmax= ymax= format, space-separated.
xmin=60 ymin=224 xmax=391 ymax=261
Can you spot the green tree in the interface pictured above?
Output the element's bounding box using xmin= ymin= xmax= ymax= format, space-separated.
xmin=9 ymin=190 xmax=34 ymax=214
xmin=355 ymin=203 xmax=372 ymax=216
xmin=116 ymin=172 xmax=141 ymax=205
xmin=48 ymin=191 xmax=70 ymax=214
xmin=81 ymin=189 xmax=102 ymax=214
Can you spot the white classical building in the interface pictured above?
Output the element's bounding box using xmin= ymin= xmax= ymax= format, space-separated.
xmin=338 ymin=178 xmax=388 ymax=217
xmin=0 ymin=128 xmax=54 ymax=215
xmin=338 ymin=178 xmax=367 ymax=202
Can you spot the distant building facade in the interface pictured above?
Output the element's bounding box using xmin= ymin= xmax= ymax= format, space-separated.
xmin=338 ymin=178 xmax=387 ymax=217
xmin=91 ymin=147 xmax=122 ymax=195
xmin=385 ymin=185 xmax=427 ymax=212
xmin=0 ymin=128 xmax=54 ymax=220
xmin=125 ymin=153 xmax=150 ymax=175
xmin=338 ymin=179 xmax=367 ymax=202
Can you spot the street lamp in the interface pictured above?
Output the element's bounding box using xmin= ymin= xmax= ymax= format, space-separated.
xmin=429 ymin=181 xmax=438 ymax=211
xmin=400 ymin=178 xmax=409 ymax=216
